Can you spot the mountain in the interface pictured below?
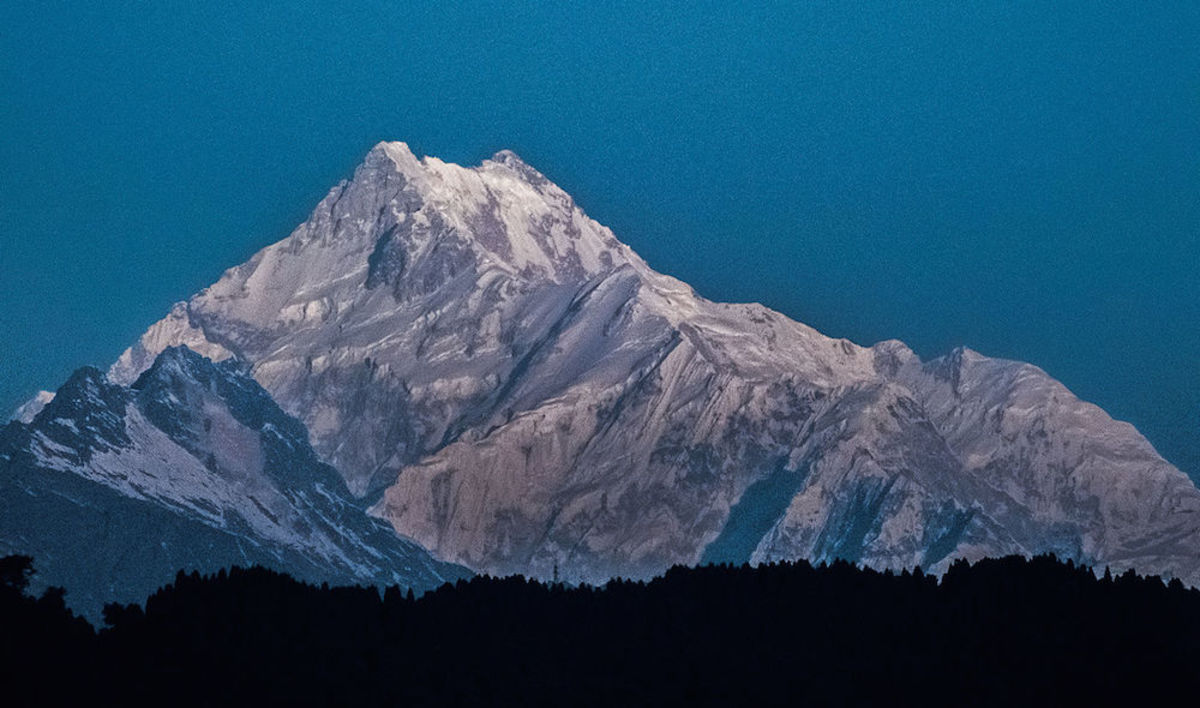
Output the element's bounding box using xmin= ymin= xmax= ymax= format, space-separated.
xmin=0 ymin=346 xmax=467 ymax=617
xmin=93 ymin=141 xmax=1200 ymax=585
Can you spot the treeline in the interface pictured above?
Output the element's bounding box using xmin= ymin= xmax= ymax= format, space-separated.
xmin=3 ymin=554 xmax=1200 ymax=705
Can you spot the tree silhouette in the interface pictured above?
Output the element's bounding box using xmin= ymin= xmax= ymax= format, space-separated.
xmin=0 ymin=554 xmax=33 ymax=593
xmin=3 ymin=552 xmax=1200 ymax=705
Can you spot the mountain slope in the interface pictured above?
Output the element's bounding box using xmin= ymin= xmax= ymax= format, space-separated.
xmin=102 ymin=142 xmax=1200 ymax=584
xmin=0 ymin=346 xmax=467 ymax=616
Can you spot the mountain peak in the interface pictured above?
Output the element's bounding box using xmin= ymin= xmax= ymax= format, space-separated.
xmin=486 ymin=148 xmax=552 ymax=188
xmin=490 ymin=148 xmax=524 ymax=164
xmin=370 ymin=140 xmax=423 ymax=173
xmin=353 ymin=139 xmax=632 ymax=285
xmin=50 ymin=366 xmax=123 ymax=415
xmin=132 ymin=344 xmax=237 ymax=387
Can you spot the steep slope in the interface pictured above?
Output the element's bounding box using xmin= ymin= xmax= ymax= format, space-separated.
xmin=101 ymin=142 xmax=1200 ymax=584
xmin=0 ymin=346 xmax=467 ymax=617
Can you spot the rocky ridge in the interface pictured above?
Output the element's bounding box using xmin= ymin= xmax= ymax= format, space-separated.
xmin=1 ymin=345 xmax=467 ymax=616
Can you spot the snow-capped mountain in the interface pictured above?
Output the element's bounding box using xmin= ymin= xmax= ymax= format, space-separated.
xmin=0 ymin=346 xmax=467 ymax=616
xmin=87 ymin=142 xmax=1200 ymax=584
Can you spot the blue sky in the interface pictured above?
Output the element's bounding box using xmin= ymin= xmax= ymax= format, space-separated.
xmin=1 ymin=2 xmax=1197 ymax=478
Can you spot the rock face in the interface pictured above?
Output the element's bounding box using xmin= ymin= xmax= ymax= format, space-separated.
xmin=0 ymin=346 xmax=467 ymax=617
xmin=106 ymin=142 xmax=1200 ymax=584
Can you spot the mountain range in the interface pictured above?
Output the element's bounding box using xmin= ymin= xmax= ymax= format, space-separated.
xmin=6 ymin=142 xmax=1199 ymax=609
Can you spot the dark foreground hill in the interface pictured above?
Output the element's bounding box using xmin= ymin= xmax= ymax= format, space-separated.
xmin=3 ymin=554 xmax=1199 ymax=706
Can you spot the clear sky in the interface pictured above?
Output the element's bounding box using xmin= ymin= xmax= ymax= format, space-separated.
xmin=2 ymin=2 xmax=1197 ymax=478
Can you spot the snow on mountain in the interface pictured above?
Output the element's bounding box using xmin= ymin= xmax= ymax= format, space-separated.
xmin=11 ymin=390 xmax=54 ymax=424
xmin=101 ymin=141 xmax=1200 ymax=585
xmin=0 ymin=346 xmax=467 ymax=617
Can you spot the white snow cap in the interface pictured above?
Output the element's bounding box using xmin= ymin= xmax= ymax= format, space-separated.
xmin=12 ymin=390 xmax=55 ymax=424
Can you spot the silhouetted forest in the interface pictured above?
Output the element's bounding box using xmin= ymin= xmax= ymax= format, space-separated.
xmin=3 ymin=554 xmax=1200 ymax=706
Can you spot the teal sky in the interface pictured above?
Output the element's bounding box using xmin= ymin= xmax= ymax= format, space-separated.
xmin=2 ymin=2 xmax=1197 ymax=479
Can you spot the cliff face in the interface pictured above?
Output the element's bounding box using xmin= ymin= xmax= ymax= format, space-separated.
xmin=106 ymin=142 xmax=1200 ymax=584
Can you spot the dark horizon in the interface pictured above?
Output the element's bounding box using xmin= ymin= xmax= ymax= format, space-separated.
xmin=5 ymin=551 xmax=1200 ymax=704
